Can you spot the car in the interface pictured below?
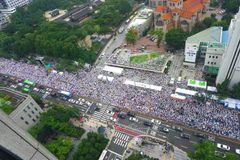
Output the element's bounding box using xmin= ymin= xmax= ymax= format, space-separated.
xmin=107 ymin=110 xmax=114 ymax=115
xmin=68 ymin=99 xmax=75 ymax=103
xmin=217 ymin=143 xmax=230 ymax=151
xmin=127 ymin=111 xmax=135 ymax=117
xmin=169 ymin=78 xmax=175 ymax=85
xmin=10 ymin=84 xmax=17 ymax=89
xmin=118 ymin=114 xmax=127 ymax=119
xmin=39 ymin=89 xmax=45 ymax=94
xmin=236 ymin=149 xmax=240 ymax=155
xmin=180 ymin=133 xmax=191 ymax=139
xmin=162 ymin=127 xmax=169 ymax=133
xmin=75 ymin=100 xmax=81 ymax=105
xmin=95 ymin=107 xmax=100 ymax=112
xmin=172 ymin=126 xmax=183 ymax=132
xmin=112 ymin=108 xmax=120 ymax=112
xmin=129 ymin=117 xmax=138 ymax=122
xmin=46 ymin=88 xmax=52 ymax=92
xmin=215 ymin=151 xmax=226 ymax=158
xmin=17 ymin=83 xmax=24 ymax=86
xmin=143 ymin=121 xmax=153 ymax=127
xmin=33 ymin=87 xmax=39 ymax=92
xmin=193 ymin=132 xmax=206 ymax=138
xmin=110 ymin=117 xmax=117 ymax=122
xmin=177 ymin=77 xmax=182 ymax=84
xmin=151 ymin=119 xmax=161 ymax=125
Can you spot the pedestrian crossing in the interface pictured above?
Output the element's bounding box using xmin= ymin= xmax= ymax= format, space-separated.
xmin=92 ymin=105 xmax=112 ymax=122
xmin=112 ymin=132 xmax=131 ymax=148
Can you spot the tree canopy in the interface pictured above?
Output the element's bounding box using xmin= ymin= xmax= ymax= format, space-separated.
xmin=126 ymin=27 xmax=138 ymax=45
xmin=222 ymin=0 xmax=240 ymax=13
xmin=150 ymin=28 xmax=163 ymax=48
xmin=165 ymin=28 xmax=188 ymax=50
xmin=73 ymin=132 xmax=109 ymax=160
xmin=127 ymin=152 xmax=154 ymax=160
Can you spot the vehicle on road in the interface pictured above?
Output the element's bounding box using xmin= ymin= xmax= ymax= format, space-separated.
xmin=177 ymin=77 xmax=182 ymax=84
xmin=172 ymin=125 xmax=183 ymax=131
xmin=169 ymin=78 xmax=175 ymax=85
xmin=127 ymin=111 xmax=135 ymax=117
xmin=217 ymin=143 xmax=230 ymax=151
xmin=193 ymin=132 xmax=206 ymax=138
xmin=162 ymin=127 xmax=169 ymax=133
xmin=151 ymin=119 xmax=161 ymax=125
xmin=118 ymin=26 xmax=125 ymax=34
xmin=33 ymin=87 xmax=39 ymax=92
xmin=10 ymin=84 xmax=17 ymax=89
xmin=110 ymin=116 xmax=117 ymax=122
xmin=236 ymin=148 xmax=240 ymax=155
xmin=112 ymin=108 xmax=120 ymax=112
xmin=129 ymin=117 xmax=138 ymax=122
xmin=118 ymin=113 xmax=127 ymax=119
xmin=180 ymin=133 xmax=191 ymax=139
xmin=143 ymin=121 xmax=153 ymax=127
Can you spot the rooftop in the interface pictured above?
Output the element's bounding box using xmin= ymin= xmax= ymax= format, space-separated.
xmin=186 ymin=27 xmax=223 ymax=44
xmin=207 ymin=42 xmax=225 ymax=49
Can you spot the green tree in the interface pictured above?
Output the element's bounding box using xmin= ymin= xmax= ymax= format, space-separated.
xmin=224 ymin=153 xmax=240 ymax=160
xmin=188 ymin=140 xmax=216 ymax=160
xmin=150 ymin=28 xmax=163 ymax=48
xmin=222 ymin=13 xmax=233 ymax=25
xmin=231 ymin=82 xmax=240 ymax=99
xmin=47 ymin=136 xmax=73 ymax=160
xmin=165 ymin=28 xmax=187 ymax=50
xmin=126 ymin=27 xmax=138 ymax=45
xmin=222 ymin=0 xmax=240 ymax=13
xmin=210 ymin=0 xmax=219 ymax=7
xmin=128 ymin=153 xmax=154 ymax=160
xmin=216 ymin=79 xmax=230 ymax=98
xmin=213 ymin=20 xmax=228 ymax=30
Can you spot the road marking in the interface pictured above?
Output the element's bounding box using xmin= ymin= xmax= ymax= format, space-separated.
xmin=190 ymin=141 xmax=197 ymax=144
xmin=126 ymin=136 xmax=129 ymax=141
xmin=181 ymin=145 xmax=188 ymax=149
xmin=107 ymin=149 xmax=123 ymax=158
xmin=113 ymin=138 xmax=117 ymax=143
xmin=174 ymin=136 xmax=180 ymax=139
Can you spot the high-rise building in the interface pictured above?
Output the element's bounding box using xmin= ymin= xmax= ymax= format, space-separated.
xmin=0 ymin=0 xmax=30 ymax=9
xmin=216 ymin=8 xmax=240 ymax=88
xmin=0 ymin=110 xmax=57 ymax=160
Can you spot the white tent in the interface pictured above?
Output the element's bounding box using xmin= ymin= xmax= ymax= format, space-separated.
xmin=207 ymin=86 xmax=217 ymax=92
xmin=175 ymin=88 xmax=197 ymax=96
xmin=171 ymin=94 xmax=186 ymax=100
xmin=103 ymin=65 xmax=123 ymax=75
xmin=97 ymin=74 xmax=114 ymax=82
xmin=124 ymin=80 xmax=162 ymax=91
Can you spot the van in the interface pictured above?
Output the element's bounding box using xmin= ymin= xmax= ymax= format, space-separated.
xmin=177 ymin=77 xmax=182 ymax=84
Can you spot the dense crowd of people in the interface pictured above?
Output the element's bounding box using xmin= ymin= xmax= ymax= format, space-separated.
xmin=0 ymin=58 xmax=239 ymax=140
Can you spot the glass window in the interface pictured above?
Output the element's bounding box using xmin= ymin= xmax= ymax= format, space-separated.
xmin=25 ymin=121 xmax=29 ymax=125
xmin=20 ymin=117 xmax=24 ymax=120
xmin=28 ymin=114 xmax=32 ymax=118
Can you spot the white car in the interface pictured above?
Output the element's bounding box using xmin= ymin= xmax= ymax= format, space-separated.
xmin=236 ymin=149 xmax=240 ymax=155
xmin=162 ymin=127 xmax=169 ymax=133
xmin=217 ymin=143 xmax=230 ymax=151
xmin=46 ymin=88 xmax=52 ymax=92
xmin=129 ymin=117 xmax=138 ymax=122
xmin=10 ymin=85 xmax=17 ymax=89
xmin=17 ymin=83 xmax=23 ymax=86
xmin=33 ymin=87 xmax=39 ymax=92
xmin=68 ymin=99 xmax=75 ymax=103
xmin=177 ymin=77 xmax=182 ymax=84
xmin=169 ymin=78 xmax=175 ymax=85
xmin=151 ymin=119 xmax=161 ymax=125
xmin=110 ymin=117 xmax=117 ymax=122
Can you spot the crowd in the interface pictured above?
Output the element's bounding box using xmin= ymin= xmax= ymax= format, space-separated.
xmin=0 ymin=58 xmax=239 ymax=140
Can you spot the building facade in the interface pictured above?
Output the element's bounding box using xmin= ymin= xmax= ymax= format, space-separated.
xmin=216 ymin=9 xmax=240 ymax=88
xmin=0 ymin=0 xmax=30 ymax=9
xmin=152 ymin=0 xmax=209 ymax=32
xmin=0 ymin=11 xmax=8 ymax=28
xmin=0 ymin=110 xmax=57 ymax=160
xmin=0 ymin=87 xmax=43 ymax=130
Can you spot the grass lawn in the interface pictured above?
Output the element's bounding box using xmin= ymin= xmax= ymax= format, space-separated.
xmin=130 ymin=53 xmax=160 ymax=64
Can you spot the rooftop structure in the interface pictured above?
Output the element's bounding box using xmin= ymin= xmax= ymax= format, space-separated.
xmin=152 ymin=0 xmax=210 ymax=32
xmin=128 ymin=8 xmax=153 ymax=37
xmin=0 ymin=87 xmax=43 ymax=130
xmin=184 ymin=27 xmax=226 ymax=71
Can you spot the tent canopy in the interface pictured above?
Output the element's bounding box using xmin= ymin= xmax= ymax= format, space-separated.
xmin=175 ymin=88 xmax=197 ymax=96
xmin=124 ymin=80 xmax=162 ymax=91
xmin=103 ymin=65 xmax=123 ymax=75
xmin=187 ymin=79 xmax=207 ymax=89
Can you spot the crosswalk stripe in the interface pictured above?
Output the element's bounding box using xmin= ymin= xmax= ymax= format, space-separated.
xmin=113 ymin=138 xmax=117 ymax=143
xmin=126 ymin=136 xmax=129 ymax=141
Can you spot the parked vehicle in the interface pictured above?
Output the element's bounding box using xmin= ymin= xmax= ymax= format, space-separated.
xmin=180 ymin=133 xmax=191 ymax=139
xmin=217 ymin=143 xmax=230 ymax=151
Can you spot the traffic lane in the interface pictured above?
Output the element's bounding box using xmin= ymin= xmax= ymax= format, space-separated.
xmin=117 ymin=117 xmax=149 ymax=133
xmin=108 ymin=137 xmax=126 ymax=155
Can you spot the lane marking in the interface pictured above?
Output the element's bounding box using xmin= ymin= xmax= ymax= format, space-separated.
xmin=107 ymin=149 xmax=123 ymax=158
xmin=174 ymin=136 xmax=180 ymax=139
xmin=190 ymin=141 xmax=197 ymax=144
xmin=181 ymin=145 xmax=188 ymax=149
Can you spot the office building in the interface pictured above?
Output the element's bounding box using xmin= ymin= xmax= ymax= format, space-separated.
xmin=216 ymin=8 xmax=240 ymax=88
xmin=0 ymin=0 xmax=30 ymax=9
xmin=0 ymin=11 xmax=8 ymax=28
xmin=0 ymin=87 xmax=43 ymax=130
xmin=0 ymin=110 xmax=57 ymax=160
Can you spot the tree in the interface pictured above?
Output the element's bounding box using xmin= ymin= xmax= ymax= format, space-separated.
xmin=222 ymin=13 xmax=233 ymax=25
xmin=231 ymin=82 xmax=240 ymax=99
xmin=165 ymin=28 xmax=187 ymax=50
xmin=210 ymin=0 xmax=219 ymax=7
xmin=216 ymin=79 xmax=230 ymax=98
xmin=128 ymin=153 xmax=154 ymax=160
xmin=213 ymin=20 xmax=228 ymax=30
xmin=150 ymin=28 xmax=163 ymax=48
xmin=188 ymin=140 xmax=216 ymax=160
xmin=222 ymin=0 xmax=240 ymax=13
xmin=126 ymin=27 xmax=138 ymax=45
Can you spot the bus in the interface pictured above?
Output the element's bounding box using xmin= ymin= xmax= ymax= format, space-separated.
xmin=23 ymin=80 xmax=36 ymax=86
xmin=58 ymin=90 xmax=72 ymax=98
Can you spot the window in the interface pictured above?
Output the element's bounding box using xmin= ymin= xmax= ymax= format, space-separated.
xmin=20 ymin=117 xmax=24 ymax=120
xmin=30 ymin=102 xmax=34 ymax=106
xmin=214 ymin=62 xmax=216 ymax=65
xmin=28 ymin=114 xmax=32 ymax=118
xmin=211 ymin=62 xmax=213 ymax=65
xmin=31 ymin=111 xmax=35 ymax=114
xmin=216 ymin=56 xmax=218 ymax=59
xmin=34 ymin=107 xmax=38 ymax=111
xmin=27 ymin=106 xmax=30 ymax=109
xmin=209 ymin=56 xmax=211 ymax=58
xmin=36 ymin=115 xmax=39 ymax=119
xmin=212 ymin=56 xmax=215 ymax=58
xmin=25 ymin=121 xmax=29 ymax=125
xmin=32 ymin=119 xmax=36 ymax=122
xmin=23 ymin=109 xmax=27 ymax=113
xmin=207 ymin=62 xmax=210 ymax=64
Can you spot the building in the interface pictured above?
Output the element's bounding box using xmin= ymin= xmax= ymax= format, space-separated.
xmin=0 ymin=11 xmax=8 ymax=28
xmin=0 ymin=110 xmax=57 ymax=160
xmin=184 ymin=27 xmax=225 ymax=67
xmin=0 ymin=0 xmax=31 ymax=15
xmin=0 ymin=87 xmax=43 ymax=130
xmin=128 ymin=8 xmax=153 ymax=37
xmin=216 ymin=8 xmax=240 ymax=88
xmin=152 ymin=0 xmax=209 ymax=32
